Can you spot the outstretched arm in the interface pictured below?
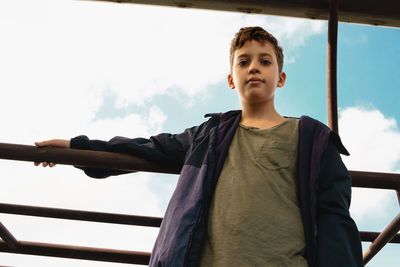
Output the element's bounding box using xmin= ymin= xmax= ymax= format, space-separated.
xmin=67 ymin=131 xmax=193 ymax=178
xmin=34 ymin=123 xmax=203 ymax=178
xmin=316 ymin=140 xmax=363 ymax=267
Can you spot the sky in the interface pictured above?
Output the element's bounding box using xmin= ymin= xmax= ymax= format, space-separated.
xmin=0 ymin=0 xmax=399 ymax=266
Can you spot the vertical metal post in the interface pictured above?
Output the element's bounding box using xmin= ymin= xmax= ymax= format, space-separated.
xmin=397 ymin=190 xmax=400 ymax=207
xmin=327 ymin=0 xmax=339 ymax=133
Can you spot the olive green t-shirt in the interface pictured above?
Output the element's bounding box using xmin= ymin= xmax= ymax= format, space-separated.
xmin=199 ymin=118 xmax=307 ymax=267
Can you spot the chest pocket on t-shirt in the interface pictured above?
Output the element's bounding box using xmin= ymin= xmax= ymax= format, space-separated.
xmin=256 ymin=140 xmax=296 ymax=170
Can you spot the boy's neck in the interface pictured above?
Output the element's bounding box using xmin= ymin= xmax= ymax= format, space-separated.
xmin=240 ymin=101 xmax=286 ymax=130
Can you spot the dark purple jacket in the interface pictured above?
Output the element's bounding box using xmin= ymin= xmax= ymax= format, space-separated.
xmin=71 ymin=110 xmax=362 ymax=267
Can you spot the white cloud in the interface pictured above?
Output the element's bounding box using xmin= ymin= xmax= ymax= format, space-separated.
xmin=340 ymin=106 xmax=400 ymax=172
xmin=86 ymin=106 xmax=166 ymax=140
xmin=242 ymin=15 xmax=326 ymax=64
xmin=243 ymin=15 xmax=326 ymax=48
xmin=0 ymin=0 xmax=326 ymax=110
xmin=0 ymin=97 xmax=169 ymax=214
xmin=338 ymin=106 xmax=400 ymax=223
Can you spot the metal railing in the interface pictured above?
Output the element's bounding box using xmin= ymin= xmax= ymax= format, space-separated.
xmin=0 ymin=143 xmax=399 ymax=265
xmin=0 ymin=200 xmax=156 ymax=264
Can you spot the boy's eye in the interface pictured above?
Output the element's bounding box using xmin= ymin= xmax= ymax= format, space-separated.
xmin=261 ymin=59 xmax=271 ymax=65
xmin=238 ymin=60 xmax=248 ymax=66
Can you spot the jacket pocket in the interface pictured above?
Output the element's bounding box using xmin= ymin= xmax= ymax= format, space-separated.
xmin=256 ymin=140 xmax=295 ymax=170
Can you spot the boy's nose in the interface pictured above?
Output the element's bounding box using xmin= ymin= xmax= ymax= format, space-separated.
xmin=248 ymin=61 xmax=260 ymax=74
xmin=249 ymin=66 xmax=260 ymax=74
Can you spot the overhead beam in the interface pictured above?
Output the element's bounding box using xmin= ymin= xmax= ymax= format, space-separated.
xmin=83 ymin=0 xmax=400 ymax=28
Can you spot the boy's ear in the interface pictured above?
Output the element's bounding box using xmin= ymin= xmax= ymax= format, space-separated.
xmin=277 ymin=72 xmax=286 ymax=88
xmin=228 ymin=74 xmax=235 ymax=89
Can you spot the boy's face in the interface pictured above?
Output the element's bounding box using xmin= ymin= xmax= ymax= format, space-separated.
xmin=228 ymin=40 xmax=286 ymax=106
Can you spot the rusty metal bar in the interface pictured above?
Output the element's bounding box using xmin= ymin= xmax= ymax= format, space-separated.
xmin=0 ymin=222 xmax=18 ymax=249
xmin=363 ymin=213 xmax=400 ymax=265
xmin=0 ymin=203 xmax=162 ymax=227
xmin=81 ymin=0 xmax=400 ymax=28
xmin=360 ymin=231 xmax=400 ymax=244
xmin=327 ymin=0 xmax=338 ymax=133
xmin=397 ymin=190 xmax=400 ymax=206
xmin=350 ymin=171 xmax=400 ymax=190
xmin=1 ymin=143 xmax=400 ymax=189
xmin=0 ymin=142 xmax=181 ymax=174
xmin=0 ymin=240 xmax=150 ymax=264
xmin=1 ymin=202 xmax=399 ymax=244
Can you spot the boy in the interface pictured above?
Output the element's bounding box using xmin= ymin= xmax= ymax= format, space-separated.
xmin=35 ymin=27 xmax=362 ymax=266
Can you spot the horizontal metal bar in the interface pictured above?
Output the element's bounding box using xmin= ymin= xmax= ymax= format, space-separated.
xmin=0 ymin=222 xmax=18 ymax=249
xmin=360 ymin=231 xmax=400 ymax=243
xmin=0 ymin=240 xmax=150 ymax=264
xmin=0 ymin=142 xmax=181 ymax=174
xmin=1 ymin=143 xmax=399 ymax=189
xmin=82 ymin=0 xmax=400 ymax=28
xmin=362 ymin=213 xmax=400 ymax=265
xmin=1 ymin=202 xmax=399 ymax=243
xmin=0 ymin=203 xmax=162 ymax=227
xmin=350 ymin=171 xmax=400 ymax=190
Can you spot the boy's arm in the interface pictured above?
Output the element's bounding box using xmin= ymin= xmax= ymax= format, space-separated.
xmin=316 ymin=140 xmax=363 ymax=267
xmin=68 ymin=125 xmax=198 ymax=178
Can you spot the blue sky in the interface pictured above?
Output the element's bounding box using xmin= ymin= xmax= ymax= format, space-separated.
xmin=0 ymin=0 xmax=399 ymax=266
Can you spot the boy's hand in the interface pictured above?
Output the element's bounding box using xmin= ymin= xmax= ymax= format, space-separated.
xmin=34 ymin=139 xmax=70 ymax=167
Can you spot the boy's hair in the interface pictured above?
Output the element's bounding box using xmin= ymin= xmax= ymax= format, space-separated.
xmin=229 ymin=26 xmax=284 ymax=73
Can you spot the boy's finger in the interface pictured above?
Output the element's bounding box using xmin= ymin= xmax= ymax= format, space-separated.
xmin=35 ymin=139 xmax=70 ymax=148
xmin=35 ymin=141 xmax=51 ymax=147
xmin=35 ymin=141 xmax=44 ymax=147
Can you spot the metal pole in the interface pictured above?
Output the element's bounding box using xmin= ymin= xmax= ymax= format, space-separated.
xmin=360 ymin=231 xmax=400 ymax=243
xmin=0 ymin=240 xmax=150 ymax=264
xmin=0 ymin=222 xmax=18 ymax=249
xmin=363 ymin=213 xmax=400 ymax=265
xmin=0 ymin=203 xmax=162 ymax=227
xmin=1 ymin=143 xmax=400 ymax=189
xmin=397 ymin=190 xmax=400 ymax=206
xmin=327 ymin=0 xmax=339 ymax=132
xmin=350 ymin=170 xmax=400 ymax=190
xmin=0 ymin=142 xmax=181 ymax=174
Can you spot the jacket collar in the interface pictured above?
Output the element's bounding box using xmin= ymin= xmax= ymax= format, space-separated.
xmin=205 ymin=111 xmax=349 ymax=156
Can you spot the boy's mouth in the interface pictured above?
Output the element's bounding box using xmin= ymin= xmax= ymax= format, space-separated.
xmin=246 ymin=78 xmax=264 ymax=83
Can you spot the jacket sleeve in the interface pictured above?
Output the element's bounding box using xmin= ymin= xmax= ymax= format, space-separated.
xmin=316 ymin=139 xmax=363 ymax=267
xmin=70 ymin=124 xmax=200 ymax=178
